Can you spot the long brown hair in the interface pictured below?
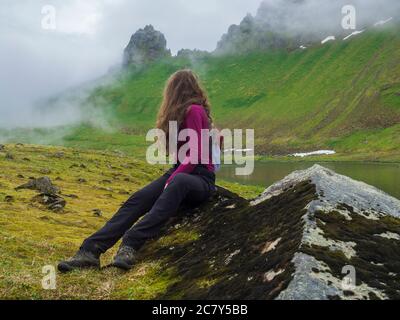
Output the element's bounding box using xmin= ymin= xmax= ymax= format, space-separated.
xmin=156 ymin=69 xmax=212 ymax=142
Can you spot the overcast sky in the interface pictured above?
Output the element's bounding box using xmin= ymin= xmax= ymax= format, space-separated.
xmin=0 ymin=0 xmax=262 ymax=128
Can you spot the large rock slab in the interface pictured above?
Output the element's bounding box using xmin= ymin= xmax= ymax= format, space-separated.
xmin=140 ymin=165 xmax=400 ymax=300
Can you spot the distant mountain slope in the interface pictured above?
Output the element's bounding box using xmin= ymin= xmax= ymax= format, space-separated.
xmin=83 ymin=24 xmax=400 ymax=158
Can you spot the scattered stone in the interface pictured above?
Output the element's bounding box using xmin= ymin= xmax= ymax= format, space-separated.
xmin=63 ymin=194 xmax=79 ymax=199
xmin=4 ymin=195 xmax=14 ymax=203
xmin=101 ymin=179 xmax=112 ymax=184
xmin=17 ymin=174 xmax=24 ymax=179
xmin=32 ymin=193 xmax=66 ymax=212
xmin=15 ymin=177 xmax=60 ymax=195
xmin=93 ymin=209 xmax=103 ymax=217
xmin=22 ymin=158 xmax=31 ymax=162
xmin=40 ymin=168 xmax=51 ymax=175
xmin=15 ymin=143 xmax=24 ymax=147
xmin=5 ymin=153 xmax=14 ymax=160
xmin=77 ymin=178 xmax=87 ymax=183
xmin=54 ymin=152 xmax=65 ymax=158
xmin=0 ymin=144 xmax=5 ymax=151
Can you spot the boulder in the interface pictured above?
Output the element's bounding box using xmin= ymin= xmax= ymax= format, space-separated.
xmin=123 ymin=25 xmax=171 ymax=67
xmin=139 ymin=165 xmax=400 ymax=300
xmin=32 ymin=193 xmax=66 ymax=212
xmin=15 ymin=177 xmax=60 ymax=195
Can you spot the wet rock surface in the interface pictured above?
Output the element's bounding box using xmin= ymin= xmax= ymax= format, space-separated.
xmin=140 ymin=165 xmax=400 ymax=300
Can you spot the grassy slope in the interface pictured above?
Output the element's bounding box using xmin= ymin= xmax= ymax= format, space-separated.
xmin=72 ymin=25 xmax=399 ymax=161
xmin=0 ymin=144 xmax=262 ymax=299
xmin=2 ymin=26 xmax=399 ymax=161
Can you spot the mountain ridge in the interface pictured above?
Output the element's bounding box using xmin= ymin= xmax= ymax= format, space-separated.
xmin=73 ymin=23 xmax=400 ymax=159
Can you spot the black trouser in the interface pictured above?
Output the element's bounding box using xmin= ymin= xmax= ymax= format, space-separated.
xmin=81 ymin=166 xmax=215 ymax=255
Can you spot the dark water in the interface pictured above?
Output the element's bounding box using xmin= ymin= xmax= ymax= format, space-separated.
xmin=218 ymin=161 xmax=400 ymax=200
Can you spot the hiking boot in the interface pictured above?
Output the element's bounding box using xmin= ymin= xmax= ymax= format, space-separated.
xmin=112 ymin=246 xmax=137 ymax=271
xmin=58 ymin=250 xmax=100 ymax=273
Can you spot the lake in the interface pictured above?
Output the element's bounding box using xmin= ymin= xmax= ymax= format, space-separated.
xmin=218 ymin=161 xmax=400 ymax=200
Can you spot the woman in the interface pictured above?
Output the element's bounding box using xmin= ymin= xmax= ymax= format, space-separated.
xmin=58 ymin=69 xmax=217 ymax=272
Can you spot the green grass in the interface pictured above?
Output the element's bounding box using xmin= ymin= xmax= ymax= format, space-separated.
xmin=0 ymin=144 xmax=260 ymax=299
xmin=3 ymin=25 xmax=400 ymax=161
xmin=78 ymin=26 xmax=400 ymax=160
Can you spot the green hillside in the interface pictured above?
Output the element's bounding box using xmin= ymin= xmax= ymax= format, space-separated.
xmin=76 ymin=25 xmax=399 ymax=160
xmin=4 ymin=25 xmax=400 ymax=161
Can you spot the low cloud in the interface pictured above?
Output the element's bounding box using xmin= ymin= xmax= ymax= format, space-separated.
xmin=0 ymin=0 xmax=260 ymax=130
xmin=1 ymin=0 xmax=399 ymax=131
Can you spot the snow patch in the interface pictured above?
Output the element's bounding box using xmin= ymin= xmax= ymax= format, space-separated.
xmin=224 ymin=148 xmax=254 ymax=153
xmin=290 ymin=150 xmax=336 ymax=158
xmin=321 ymin=36 xmax=335 ymax=44
xmin=374 ymin=17 xmax=393 ymax=26
xmin=343 ymin=30 xmax=365 ymax=41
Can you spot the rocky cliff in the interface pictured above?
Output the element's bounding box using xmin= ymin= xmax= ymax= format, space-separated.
xmin=142 ymin=165 xmax=400 ymax=300
xmin=123 ymin=25 xmax=171 ymax=67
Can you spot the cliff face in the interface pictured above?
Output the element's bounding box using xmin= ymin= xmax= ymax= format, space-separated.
xmin=142 ymin=165 xmax=400 ymax=300
xmin=123 ymin=25 xmax=171 ymax=67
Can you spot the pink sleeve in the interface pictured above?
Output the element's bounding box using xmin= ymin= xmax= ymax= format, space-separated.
xmin=166 ymin=105 xmax=208 ymax=186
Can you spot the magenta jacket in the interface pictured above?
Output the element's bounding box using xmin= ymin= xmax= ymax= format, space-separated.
xmin=166 ymin=105 xmax=215 ymax=185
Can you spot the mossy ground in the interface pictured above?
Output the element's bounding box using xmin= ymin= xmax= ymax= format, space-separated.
xmin=0 ymin=144 xmax=260 ymax=299
xmin=139 ymin=181 xmax=317 ymax=300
